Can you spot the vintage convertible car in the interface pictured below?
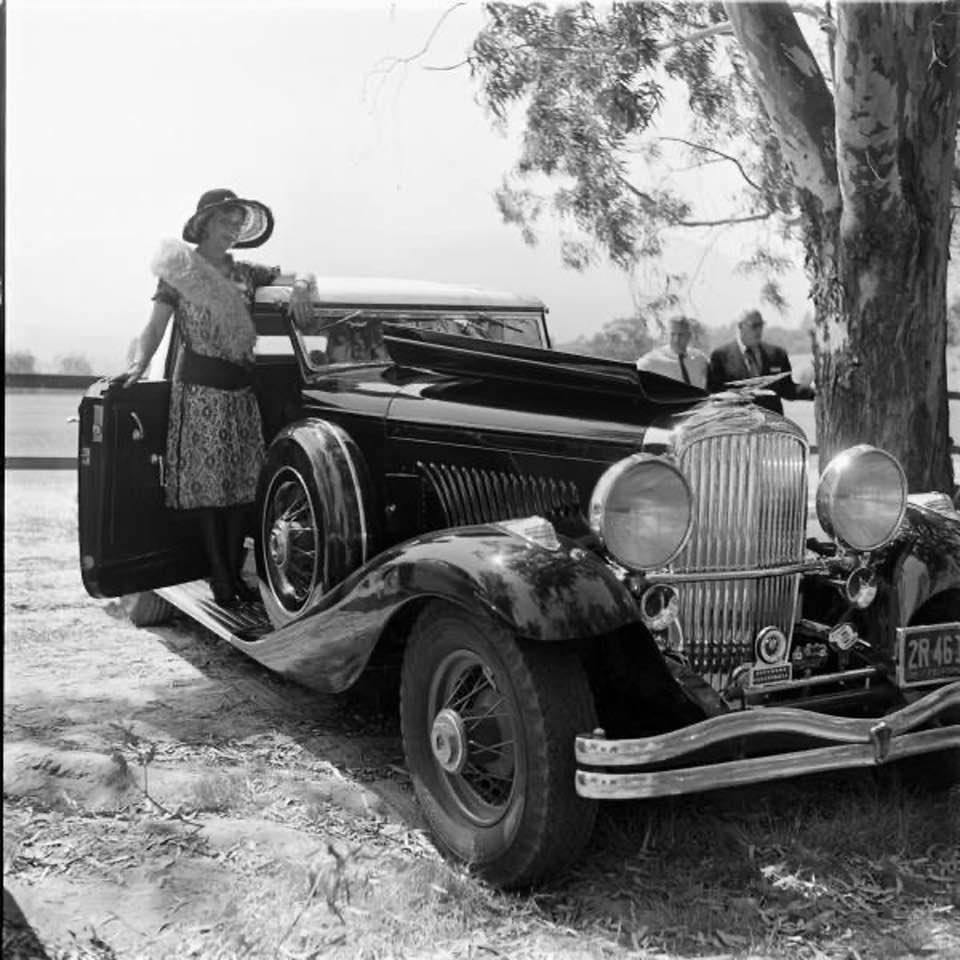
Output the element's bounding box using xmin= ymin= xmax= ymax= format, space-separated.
xmin=78 ymin=278 xmax=960 ymax=888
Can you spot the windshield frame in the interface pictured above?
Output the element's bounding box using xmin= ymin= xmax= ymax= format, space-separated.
xmin=291 ymin=305 xmax=550 ymax=376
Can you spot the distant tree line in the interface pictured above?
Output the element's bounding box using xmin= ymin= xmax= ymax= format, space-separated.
xmin=5 ymin=350 xmax=94 ymax=375
xmin=558 ymin=312 xmax=813 ymax=363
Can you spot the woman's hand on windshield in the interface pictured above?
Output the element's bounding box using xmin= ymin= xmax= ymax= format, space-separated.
xmin=289 ymin=277 xmax=316 ymax=329
xmin=122 ymin=356 xmax=148 ymax=387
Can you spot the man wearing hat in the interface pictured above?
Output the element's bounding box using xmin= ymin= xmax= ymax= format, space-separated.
xmin=124 ymin=189 xmax=315 ymax=605
xmin=708 ymin=308 xmax=814 ymax=415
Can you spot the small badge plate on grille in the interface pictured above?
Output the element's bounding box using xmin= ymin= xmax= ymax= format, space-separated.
xmin=749 ymin=663 xmax=793 ymax=686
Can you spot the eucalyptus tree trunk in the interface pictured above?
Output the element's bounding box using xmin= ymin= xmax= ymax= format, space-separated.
xmin=725 ymin=1 xmax=958 ymax=493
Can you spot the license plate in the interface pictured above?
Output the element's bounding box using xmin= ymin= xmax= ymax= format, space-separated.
xmin=896 ymin=623 xmax=960 ymax=687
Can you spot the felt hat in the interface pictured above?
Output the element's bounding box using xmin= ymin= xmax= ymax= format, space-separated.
xmin=182 ymin=188 xmax=274 ymax=248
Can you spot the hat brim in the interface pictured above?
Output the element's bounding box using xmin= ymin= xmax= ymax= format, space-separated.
xmin=182 ymin=197 xmax=274 ymax=249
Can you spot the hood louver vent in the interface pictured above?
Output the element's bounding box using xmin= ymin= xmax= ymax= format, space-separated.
xmin=418 ymin=462 xmax=581 ymax=528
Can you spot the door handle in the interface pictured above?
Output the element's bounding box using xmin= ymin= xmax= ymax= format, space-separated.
xmin=150 ymin=453 xmax=165 ymax=487
xmin=130 ymin=412 xmax=145 ymax=442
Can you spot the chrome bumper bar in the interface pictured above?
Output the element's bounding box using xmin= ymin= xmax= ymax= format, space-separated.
xmin=575 ymin=681 xmax=960 ymax=799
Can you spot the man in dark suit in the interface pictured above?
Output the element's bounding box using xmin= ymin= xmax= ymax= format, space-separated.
xmin=707 ymin=309 xmax=814 ymax=414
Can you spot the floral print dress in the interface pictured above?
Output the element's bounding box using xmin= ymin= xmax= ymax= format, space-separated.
xmin=152 ymin=257 xmax=280 ymax=510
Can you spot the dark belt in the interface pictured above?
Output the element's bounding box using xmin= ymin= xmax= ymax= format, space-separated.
xmin=175 ymin=349 xmax=253 ymax=390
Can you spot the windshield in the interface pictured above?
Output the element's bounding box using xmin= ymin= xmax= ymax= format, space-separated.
xmin=295 ymin=309 xmax=546 ymax=370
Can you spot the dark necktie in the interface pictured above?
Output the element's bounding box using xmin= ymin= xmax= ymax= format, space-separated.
xmin=745 ymin=347 xmax=761 ymax=377
xmin=678 ymin=353 xmax=691 ymax=385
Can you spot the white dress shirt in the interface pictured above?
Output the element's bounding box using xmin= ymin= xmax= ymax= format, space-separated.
xmin=636 ymin=344 xmax=708 ymax=389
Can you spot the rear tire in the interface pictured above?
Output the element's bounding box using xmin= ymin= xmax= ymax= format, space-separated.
xmin=121 ymin=591 xmax=174 ymax=627
xmin=400 ymin=600 xmax=598 ymax=889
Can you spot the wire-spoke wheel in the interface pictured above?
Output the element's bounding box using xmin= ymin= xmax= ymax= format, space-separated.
xmin=401 ymin=600 xmax=598 ymax=889
xmin=256 ymin=421 xmax=373 ymax=628
xmin=262 ymin=466 xmax=322 ymax=615
xmin=428 ymin=652 xmax=520 ymax=823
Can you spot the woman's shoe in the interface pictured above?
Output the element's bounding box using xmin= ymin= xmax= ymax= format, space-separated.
xmin=209 ymin=577 xmax=237 ymax=606
xmin=233 ymin=579 xmax=260 ymax=603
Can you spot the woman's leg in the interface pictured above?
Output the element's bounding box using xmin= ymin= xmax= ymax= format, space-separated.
xmin=225 ymin=504 xmax=258 ymax=601
xmin=200 ymin=508 xmax=235 ymax=604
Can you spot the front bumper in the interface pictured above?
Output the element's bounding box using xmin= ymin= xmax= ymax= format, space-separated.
xmin=575 ymin=681 xmax=960 ymax=799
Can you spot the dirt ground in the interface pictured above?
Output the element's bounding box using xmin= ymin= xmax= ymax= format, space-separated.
xmin=2 ymin=471 xmax=646 ymax=959
xmin=4 ymin=471 xmax=959 ymax=960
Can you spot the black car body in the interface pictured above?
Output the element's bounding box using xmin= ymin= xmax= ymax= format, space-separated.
xmin=79 ymin=279 xmax=960 ymax=888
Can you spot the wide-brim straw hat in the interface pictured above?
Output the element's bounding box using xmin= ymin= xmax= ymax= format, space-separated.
xmin=182 ymin=188 xmax=274 ymax=248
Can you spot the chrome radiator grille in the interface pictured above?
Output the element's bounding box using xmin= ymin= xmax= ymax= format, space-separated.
xmin=674 ymin=431 xmax=808 ymax=686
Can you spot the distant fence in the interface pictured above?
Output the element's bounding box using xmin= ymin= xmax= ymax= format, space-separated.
xmin=5 ymin=372 xmax=101 ymax=390
xmin=808 ymin=390 xmax=960 ymax=456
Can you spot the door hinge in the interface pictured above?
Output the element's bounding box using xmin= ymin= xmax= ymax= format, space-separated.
xmin=80 ymin=447 xmax=91 ymax=467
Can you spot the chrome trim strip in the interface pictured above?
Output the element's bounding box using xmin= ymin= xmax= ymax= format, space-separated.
xmin=575 ymin=726 xmax=960 ymax=799
xmin=644 ymin=560 xmax=823 ymax=583
xmin=742 ymin=667 xmax=878 ymax=696
xmin=576 ymin=681 xmax=960 ymax=767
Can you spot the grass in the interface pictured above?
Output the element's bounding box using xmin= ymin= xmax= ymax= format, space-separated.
xmin=543 ymin=770 xmax=960 ymax=957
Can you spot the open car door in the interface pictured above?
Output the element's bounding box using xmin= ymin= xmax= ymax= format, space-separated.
xmin=78 ymin=378 xmax=207 ymax=597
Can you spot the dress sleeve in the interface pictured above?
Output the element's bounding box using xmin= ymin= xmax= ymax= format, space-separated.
xmin=241 ymin=262 xmax=282 ymax=289
xmin=151 ymin=278 xmax=180 ymax=308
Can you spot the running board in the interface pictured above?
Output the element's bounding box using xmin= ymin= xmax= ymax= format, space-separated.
xmin=155 ymin=581 xmax=273 ymax=644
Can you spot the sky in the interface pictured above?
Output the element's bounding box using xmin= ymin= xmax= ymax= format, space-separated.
xmin=5 ymin=0 xmax=811 ymax=374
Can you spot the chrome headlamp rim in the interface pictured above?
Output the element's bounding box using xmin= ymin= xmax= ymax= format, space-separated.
xmin=815 ymin=444 xmax=907 ymax=552
xmin=588 ymin=453 xmax=694 ymax=572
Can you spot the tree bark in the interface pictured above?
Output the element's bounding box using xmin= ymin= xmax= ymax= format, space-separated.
xmin=822 ymin=2 xmax=958 ymax=492
xmin=726 ymin=1 xmax=958 ymax=493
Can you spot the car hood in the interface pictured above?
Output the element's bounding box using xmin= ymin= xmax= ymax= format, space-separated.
xmin=384 ymin=323 xmax=706 ymax=404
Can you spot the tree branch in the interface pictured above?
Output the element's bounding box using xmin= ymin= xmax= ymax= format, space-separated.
xmin=368 ymin=2 xmax=466 ymax=77
xmin=655 ymin=21 xmax=734 ymax=51
xmin=654 ymin=5 xmax=833 ymax=52
xmin=424 ymin=59 xmax=469 ymax=72
xmin=658 ymin=136 xmax=765 ymax=193
xmin=679 ymin=212 xmax=774 ymax=227
xmin=618 ymin=177 xmax=657 ymax=208
xmin=723 ymin=2 xmax=839 ymax=211
xmin=620 ymin=171 xmax=773 ymax=226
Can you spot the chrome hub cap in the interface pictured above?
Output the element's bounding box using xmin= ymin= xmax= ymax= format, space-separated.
xmin=427 ymin=654 xmax=518 ymax=824
xmin=431 ymin=708 xmax=467 ymax=774
xmin=269 ymin=521 xmax=290 ymax=568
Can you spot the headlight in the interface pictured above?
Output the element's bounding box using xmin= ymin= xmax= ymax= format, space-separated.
xmin=589 ymin=454 xmax=693 ymax=570
xmin=816 ymin=445 xmax=906 ymax=550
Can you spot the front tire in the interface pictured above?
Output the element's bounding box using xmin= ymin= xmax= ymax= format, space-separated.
xmin=256 ymin=420 xmax=372 ymax=627
xmin=400 ymin=600 xmax=598 ymax=888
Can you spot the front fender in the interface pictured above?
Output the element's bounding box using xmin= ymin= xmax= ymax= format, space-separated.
xmin=241 ymin=524 xmax=638 ymax=692
xmin=876 ymin=501 xmax=960 ymax=624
